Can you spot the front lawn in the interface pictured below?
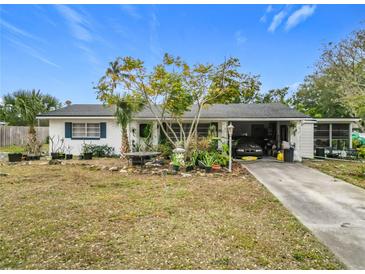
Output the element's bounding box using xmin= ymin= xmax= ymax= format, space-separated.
xmin=303 ymin=159 xmax=365 ymax=189
xmin=0 ymin=163 xmax=343 ymax=269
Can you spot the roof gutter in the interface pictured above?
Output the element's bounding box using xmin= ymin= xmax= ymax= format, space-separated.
xmin=315 ymin=118 xmax=361 ymax=123
xmin=37 ymin=116 xmax=313 ymax=122
xmin=132 ymin=117 xmax=314 ymax=122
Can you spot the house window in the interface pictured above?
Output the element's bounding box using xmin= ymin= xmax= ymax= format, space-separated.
xmin=139 ymin=123 xmax=152 ymax=138
xmin=332 ymin=124 xmax=349 ymax=149
xmin=314 ymin=124 xmax=330 ymax=148
xmin=72 ymin=123 xmax=100 ymax=138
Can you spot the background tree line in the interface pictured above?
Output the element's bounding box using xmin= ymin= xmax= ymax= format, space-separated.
xmin=260 ymin=27 xmax=365 ymax=129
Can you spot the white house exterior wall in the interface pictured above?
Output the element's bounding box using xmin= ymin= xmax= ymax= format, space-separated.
xmin=299 ymin=121 xmax=315 ymax=159
xmin=46 ymin=117 xmax=330 ymax=160
xmin=48 ymin=119 xmax=121 ymax=155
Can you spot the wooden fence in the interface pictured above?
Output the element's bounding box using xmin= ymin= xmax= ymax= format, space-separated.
xmin=0 ymin=126 xmax=49 ymax=147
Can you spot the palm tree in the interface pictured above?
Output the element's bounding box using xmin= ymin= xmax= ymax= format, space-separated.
xmin=114 ymin=95 xmax=144 ymax=157
xmin=1 ymin=89 xmax=61 ymax=154
xmin=96 ymin=58 xmax=145 ymax=156
xmin=0 ymin=89 xmax=61 ymax=126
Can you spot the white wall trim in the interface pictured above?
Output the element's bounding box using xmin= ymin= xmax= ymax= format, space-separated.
xmin=316 ymin=118 xmax=360 ymax=123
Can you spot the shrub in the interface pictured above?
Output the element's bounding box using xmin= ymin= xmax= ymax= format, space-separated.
xmin=196 ymin=137 xmax=210 ymax=151
xmin=171 ymin=153 xmax=184 ymax=167
xmin=82 ymin=144 xmax=115 ymax=157
xmin=157 ymin=142 xmax=173 ymax=159
xmin=357 ymin=146 xmax=365 ymax=159
xmin=214 ymin=152 xmax=229 ymax=167
xmin=199 ymin=153 xmax=215 ymax=168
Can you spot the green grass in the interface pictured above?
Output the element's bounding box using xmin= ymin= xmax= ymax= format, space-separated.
xmin=0 ymin=145 xmax=25 ymax=153
xmin=0 ymin=144 xmax=48 ymax=154
xmin=304 ymin=159 xmax=365 ymax=189
xmin=0 ymin=163 xmax=344 ymax=269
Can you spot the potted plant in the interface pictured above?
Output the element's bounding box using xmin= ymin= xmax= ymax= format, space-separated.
xmin=57 ymin=138 xmax=66 ymax=159
xmin=199 ymin=153 xmax=215 ymax=173
xmin=58 ymin=151 xmax=66 ymax=160
xmin=8 ymin=153 xmax=23 ymax=162
xmin=24 ymin=132 xmax=42 ymax=160
xmin=82 ymin=142 xmax=93 ymax=160
xmin=212 ymin=163 xmax=221 ymax=171
xmin=185 ymin=152 xmax=197 ymax=172
xmin=50 ymin=136 xmax=61 ymax=159
xmin=65 ymin=145 xmax=73 ymax=160
xmin=185 ymin=161 xmax=194 ymax=172
xmin=171 ymin=153 xmax=184 ymax=172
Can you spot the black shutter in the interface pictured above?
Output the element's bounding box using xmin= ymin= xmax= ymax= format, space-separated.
xmin=100 ymin=122 xmax=107 ymax=138
xmin=65 ymin=122 xmax=72 ymax=138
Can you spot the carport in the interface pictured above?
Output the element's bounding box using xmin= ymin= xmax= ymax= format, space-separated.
xmin=230 ymin=121 xmax=289 ymax=155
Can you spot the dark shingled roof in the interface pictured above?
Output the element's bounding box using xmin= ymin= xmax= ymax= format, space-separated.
xmin=38 ymin=104 xmax=115 ymax=117
xmin=38 ymin=103 xmax=310 ymax=119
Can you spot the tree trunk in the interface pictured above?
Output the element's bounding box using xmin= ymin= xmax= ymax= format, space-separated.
xmin=120 ymin=127 xmax=130 ymax=158
xmin=26 ymin=126 xmax=41 ymax=155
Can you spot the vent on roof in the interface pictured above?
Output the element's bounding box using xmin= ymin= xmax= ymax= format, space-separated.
xmin=65 ymin=100 xmax=72 ymax=106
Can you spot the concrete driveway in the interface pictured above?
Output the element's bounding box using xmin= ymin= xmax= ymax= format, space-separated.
xmin=243 ymin=161 xmax=365 ymax=269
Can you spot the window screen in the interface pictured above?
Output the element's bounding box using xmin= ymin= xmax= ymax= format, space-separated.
xmin=72 ymin=123 xmax=100 ymax=138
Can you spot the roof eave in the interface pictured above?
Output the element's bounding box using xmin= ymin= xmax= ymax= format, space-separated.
xmin=37 ymin=115 xmax=115 ymax=119
xmin=315 ymin=118 xmax=361 ymax=122
xmin=132 ymin=117 xmax=312 ymax=121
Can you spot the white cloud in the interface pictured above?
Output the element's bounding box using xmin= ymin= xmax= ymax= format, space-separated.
xmin=235 ymin=30 xmax=247 ymax=45
xmin=260 ymin=15 xmax=267 ymax=23
xmin=149 ymin=8 xmax=162 ymax=62
xmin=268 ymin=10 xmax=287 ymax=32
xmin=76 ymin=44 xmax=100 ymax=65
xmin=6 ymin=37 xmax=60 ymax=68
xmin=285 ymin=5 xmax=316 ymax=31
xmin=55 ymin=4 xmax=103 ymax=70
xmin=260 ymin=5 xmax=273 ymax=23
xmin=0 ymin=19 xmax=46 ymax=43
xmin=56 ymin=5 xmax=93 ymax=42
xmin=120 ymin=4 xmax=141 ymax=19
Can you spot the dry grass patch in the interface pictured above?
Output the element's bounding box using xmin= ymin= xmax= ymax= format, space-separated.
xmin=0 ymin=163 xmax=343 ymax=269
xmin=304 ymin=159 xmax=365 ymax=189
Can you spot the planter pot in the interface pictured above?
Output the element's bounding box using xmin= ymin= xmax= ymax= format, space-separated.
xmin=83 ymin=152 xmax=93 ymax=160
xmin=8 ymin=153 xmax=22 ymax=162
xmin=205 ymin=166 xmax=212 ymax=173
xmin=172 ymin=165 xmax=180 ymax=172
xmin=212 ymin=164 xmax=221 ymax=171
xmin=58 ymin=153 xmax=66 ymax=160
xmin=66 ymin=154 xmax=73 ymax=160
xmin=27 ymin=155 xmax=40 ymax=161
xmin=185 ymin=165 xmax=194 ymax=172
xmin=51 ymin=153 xmax=59 ymax=160
xmin=198 ymin=161 xmax=205 ymax=169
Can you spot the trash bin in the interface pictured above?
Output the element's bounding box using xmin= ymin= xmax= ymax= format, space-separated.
xmin=284 ymin=148 xmax=294 ymax=162
xmin=315 ymin=148 xmax=325 ymax=157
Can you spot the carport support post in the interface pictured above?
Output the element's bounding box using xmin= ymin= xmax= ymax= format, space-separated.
xmin=227 ymin=123 xmax=234 ymax=172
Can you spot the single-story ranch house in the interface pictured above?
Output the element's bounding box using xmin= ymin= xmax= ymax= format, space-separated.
xmin=37 ymin=103 xmax=359 ymax=161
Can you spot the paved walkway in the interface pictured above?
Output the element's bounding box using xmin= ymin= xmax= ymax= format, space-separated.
xmin=244 ymin=161 xmax=365 ymax=269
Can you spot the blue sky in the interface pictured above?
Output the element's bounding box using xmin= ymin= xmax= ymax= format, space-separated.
xmin=1 ymin=4 xmax=364 ymax=104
